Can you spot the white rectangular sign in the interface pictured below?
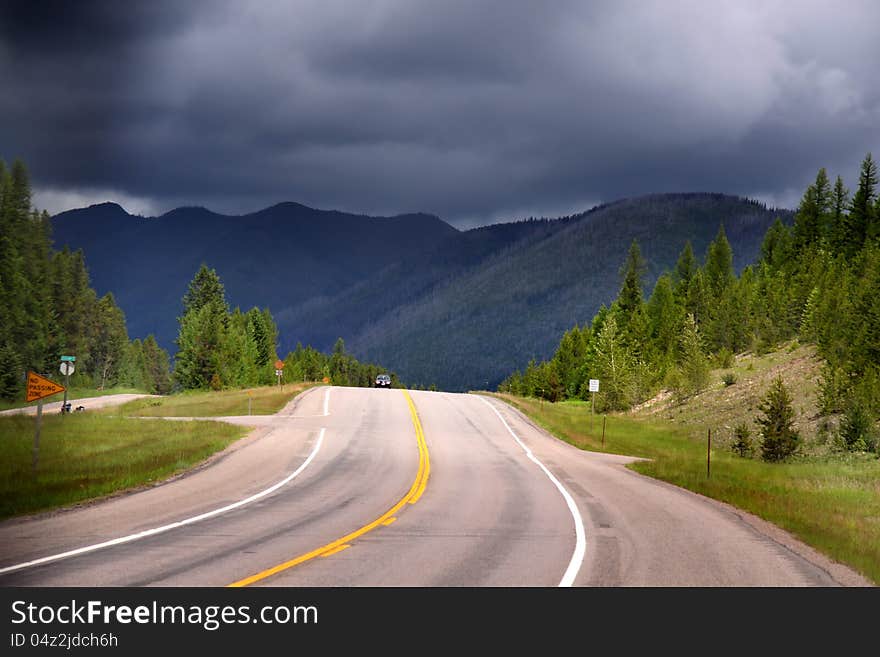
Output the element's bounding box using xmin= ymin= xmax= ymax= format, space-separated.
xmin=589 ymin=379 xmax=600 ymax=393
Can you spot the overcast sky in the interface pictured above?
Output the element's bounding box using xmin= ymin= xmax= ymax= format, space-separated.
xmin=2 ymin=0 xmax=878 ymax=227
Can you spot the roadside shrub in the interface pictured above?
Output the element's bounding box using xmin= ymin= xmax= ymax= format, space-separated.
xmin=818 ymin=364 xmax=848 ymax=415
xmin=716 ymin=348 xmax=734 ymax=369
xmin=840 ymin=402 xmax=876 ymax=452
xmin=732 ymin=423 xmax=752 ymax=457
xmin=722 ymin=372 xmax=737 ymax=387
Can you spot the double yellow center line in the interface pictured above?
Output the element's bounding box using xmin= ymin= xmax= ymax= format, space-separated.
xmin=228 ymin=389 xmax=430 ymax=587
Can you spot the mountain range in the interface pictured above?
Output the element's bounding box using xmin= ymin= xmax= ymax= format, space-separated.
xmin=50 ymin=193 xmax=793 ymax=391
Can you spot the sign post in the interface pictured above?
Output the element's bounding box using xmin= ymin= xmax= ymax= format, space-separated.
xmin=707 ymin=428 xmax=712 ymax=478
xmin=26 ymin=371 xmax=66 ymax=472
xmin=274 ymin=359 xmax=285 ymax=390
xmin=589 ymin=379 xmax=600 ymax=435
xmin=59 ymin=356 xmax=76 ymax=413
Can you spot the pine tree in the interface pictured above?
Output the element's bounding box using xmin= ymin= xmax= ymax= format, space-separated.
xmin=119 ymin=339 xmax=148 ymax=391
xmin=760 ymin=218 xmax=793 ymax=270
xmin=617 ymin=240 xmax=648 ymax=350
xmin=704 ymin=224 xmax=735 ymax=298
xmin=842 ymin=153 xmax=877 ymax=255
xmin=756 ymin=376 xmax=799 ymax=462
xmin=142 ymin=335 xmax=171 ymax=394
xmin=246 ymin=307 xmax=271 ymax=368
xmin=646 ymin=274 xmax=681 ymax=363
xmin=671 ymin=313 xmax=709 ymax=402
xmin=593 ymin=314 xmax=634 ymax=411
xmin=182 ymin=264 xmax=228 ymax=317
xmin=174 ymin=301 xmax=225 ymax=390
xmin=89 ymin=293 xmax=130 ymax=389
xmin=828 ymin=175 xmax=849 ymax=248
xmin=673 ymin=241 xmax=696 ymax=300
xmin=618 ymin=240 xmax=645 ymax=317
xmin=684 ymin=269 xmax=711 ymax=327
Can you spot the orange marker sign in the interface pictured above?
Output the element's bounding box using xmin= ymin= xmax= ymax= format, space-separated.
xmin=274 ymin=359 xmax=285 ymax=370
xmin=26 ymin=371 xmax=66 ymax=402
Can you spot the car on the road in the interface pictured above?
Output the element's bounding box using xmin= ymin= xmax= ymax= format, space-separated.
xmin=375 ymin=374 xmax=392 ymax=388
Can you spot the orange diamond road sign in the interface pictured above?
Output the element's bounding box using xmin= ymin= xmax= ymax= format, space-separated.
xmin=26 ymin=371 xmax=66 ymax=402
xmin=274 ymin=359 xmax=284 ymax=369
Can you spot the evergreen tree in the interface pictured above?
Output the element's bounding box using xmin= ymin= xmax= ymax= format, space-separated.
xmin=704 ymin=224 xmax=735 ymax=299
xmin=50 ymin=248 xmax=97 ymax=364
xmin=618 ymin=240 xmax=646 ymax=317
xmin=174 ymin=265 xmax=231 ymax=389
xmin=756 ymin=376 xmax=800 ymax=462
xmin=246 ymin=307 xmax=272 ymax=368
xmin=551 ymin=325 xmax=590 ymax=398
xmin=174 ymin=300 xmax=225 ymax=389
xmin=673 ymin=240 xmax=696 ymax=299
xmin=120 ymin=338 xmax=148 ymax=391
xmin=646 ymin=274 xmax=681 ymax=364
xmin=671 ymin=313 xmax=709 ymax=402
xmin=842 ymin=153 xmax=877 ymax=255
xmin=760 ymin=218 xmax=793 ymax=270
xmin=828 ymin=175 xmax=849 ymax=247
xmin=616 ymin=240 xmax=649 ymax=351
xmin=89 ymin=293 xmax=129 ymax=389
xmin=0 ymin=342 xmax=22 ymax=400
xmin=684 ymin=269 xmax=711 ymax=327
xmin=142 ymin=334 xmax=171 ymax=394
xmin=593 ymin=314 xmax=634 ymax=411
xmin=182 ymin=264 xmax=228 ymax=317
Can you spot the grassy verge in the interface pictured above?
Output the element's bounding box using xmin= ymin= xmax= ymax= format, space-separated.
xmin=0 ymin=387 xmax=147 ymax=412
xmin=0 ymin=413 xmax=246 ymax=519
xmin=490 ymin=393 xmax=880 ymax=585
xmin=106 ymin=382 xmax=318 ymax=418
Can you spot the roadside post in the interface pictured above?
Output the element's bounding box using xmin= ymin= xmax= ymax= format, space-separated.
xmin=248 ymin=389 xmax=252 ymax=416
xmin=602 ymin=415 xmax=607 ymax=448
xmin=26 ymin=371 xmax=66 ymax=472
xmin=59 ymin=355 xmax=76 ymax=413
xmin=707 ymin=428 xmax=712 ymax=478
xmin=589 ymin=379 xmax=600 ymax=435
xmin=274 ymin=359 xmax=285 ymax=390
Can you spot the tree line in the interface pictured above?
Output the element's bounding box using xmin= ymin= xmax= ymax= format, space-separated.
xmin=173 ymin=264 xmax=398 ymax=389
xmin=0 ymin=159 xmax=171 ymax=399
xmin=500 ymin=153 xmax=880 ymax=456
xmin=0 ymin=157 xmax=397 ymax=401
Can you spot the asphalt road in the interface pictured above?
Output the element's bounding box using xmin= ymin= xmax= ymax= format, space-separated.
xmin=0 ymin=387 xmax=869 ymax=586
xmin=0 ymin=393 xmax=158 ymax=416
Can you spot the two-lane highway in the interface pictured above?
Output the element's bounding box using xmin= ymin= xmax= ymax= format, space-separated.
xmin=0 ymin=387 xmax=869 ymax=586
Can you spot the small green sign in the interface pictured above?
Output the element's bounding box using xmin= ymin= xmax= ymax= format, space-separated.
xmin=60 ymin=355 xmax=76 ymax=362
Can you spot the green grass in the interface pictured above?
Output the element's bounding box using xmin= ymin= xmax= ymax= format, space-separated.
xmin=0 ymin=413 xmax=246 ymax=519
xmin=106 ymin=382 xmax=318 ymax=418
xmin=491 ymin=392 xmax=880 ymax=585
xmin=0 ymin=386 xmax=147 ymax=412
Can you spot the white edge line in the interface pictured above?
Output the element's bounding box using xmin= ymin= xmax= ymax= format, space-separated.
xmin=0 ymin=428 xmax=327 ymax=576
xmin=477 ymin=396 xmax=586 ymax=588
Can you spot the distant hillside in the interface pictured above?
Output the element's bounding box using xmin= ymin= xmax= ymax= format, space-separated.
xmin=347 ymin=193 xmax=791 ymax=390
xmin=51 ymin=202 xmax=458 ymax=351
xmin=51 ymin=194 xmax=791 ymax=390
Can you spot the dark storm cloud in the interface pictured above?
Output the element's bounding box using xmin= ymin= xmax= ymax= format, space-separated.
xmin=2 ymin=0 xmax=879 ymax=225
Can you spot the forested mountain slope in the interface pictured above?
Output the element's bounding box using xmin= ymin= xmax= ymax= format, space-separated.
xmin=51 ymin=193 xmax=790 ymax=390
xmin=347 ymin=194 xmax=789 ymax=389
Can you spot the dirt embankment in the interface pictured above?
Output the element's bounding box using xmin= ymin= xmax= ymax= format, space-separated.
xmin=630 ymin=342 xmax=829 ymax=445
